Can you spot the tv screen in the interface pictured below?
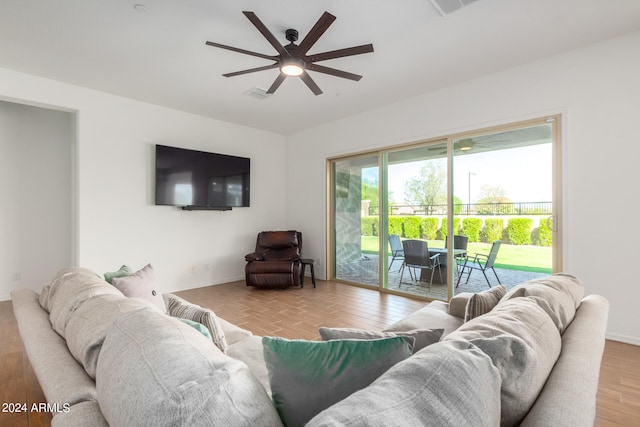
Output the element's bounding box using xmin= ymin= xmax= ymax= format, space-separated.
xmin=155 ymin=144 xmax=250 ymax=208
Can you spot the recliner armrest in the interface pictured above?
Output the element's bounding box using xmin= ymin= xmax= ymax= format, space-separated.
xmin=245 ymin=252 xmax=264 ymax=262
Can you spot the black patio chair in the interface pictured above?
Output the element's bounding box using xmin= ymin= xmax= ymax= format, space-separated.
xmin=399 ymin=239 xmax=442 ymax=291
xmin=446 ymin=235 xmax=469 ymax=263
xmin=458 ymin=240 xmax=502 ymax=288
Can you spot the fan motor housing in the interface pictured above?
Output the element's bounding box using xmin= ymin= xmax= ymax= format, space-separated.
xmin=285 ymin=29 xmax=299 ymax=42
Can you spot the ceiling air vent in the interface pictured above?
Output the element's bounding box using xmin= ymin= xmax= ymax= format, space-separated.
xmin=429 ymin=0 xmax=478 ymax=16
xmin=244 ymin=86 xmax=272 ymax=100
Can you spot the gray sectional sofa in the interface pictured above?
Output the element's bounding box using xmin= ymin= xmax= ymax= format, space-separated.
xmin=11 ymin=268 xmax=608 ymax=426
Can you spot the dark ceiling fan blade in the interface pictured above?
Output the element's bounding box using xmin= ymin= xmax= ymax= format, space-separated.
xmin=242 ymin=11 xmax=290 ymax=58
xmin=300 ymin=71 xmax=323 ymax=95
xmin=296 ymin=11 xmax=336 ymax=56
xmin=307 ymin=63 xmax=362 ymax=81
xmin=205 ymin=41 xmax=277 ymax=61
xmin=306 ymin=44 xmax=374 ymax=63
xmin=223 ymin=63 xmax=280 ymax=78
xmin=266 ymin=73 xmax=287 ymax=94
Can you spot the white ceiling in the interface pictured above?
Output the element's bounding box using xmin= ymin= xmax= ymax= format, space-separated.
xmin=2 ymin=0 xmax=640 ymax=135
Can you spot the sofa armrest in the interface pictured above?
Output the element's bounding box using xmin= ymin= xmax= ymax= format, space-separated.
xmin=520 ymin=295 xmax=609 ymax=426
xmin=449 ymin=292 xmax=473 ymax=318
xmin=10 ymin=289 xmax=100 ymax=408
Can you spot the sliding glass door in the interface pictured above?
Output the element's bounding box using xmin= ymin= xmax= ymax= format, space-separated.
xmin=331 ymin=154 xmax=380 ymax=287
xmin=383 ymin=141 xmax=450 ymax=299
xmin=329 ymin=116 xmax=560 ymax=301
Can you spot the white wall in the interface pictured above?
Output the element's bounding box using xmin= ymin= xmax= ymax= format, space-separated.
xmin=0 ymin=67 xmax=288 ymax=299
xmin=286 ymin=30 xmax=640 ymax=345
xmin=0 ymin=101 xmax=73 ymax=299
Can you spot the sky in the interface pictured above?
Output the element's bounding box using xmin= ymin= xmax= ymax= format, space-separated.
xmin=364 ymin=143 xmax=552 ymax=205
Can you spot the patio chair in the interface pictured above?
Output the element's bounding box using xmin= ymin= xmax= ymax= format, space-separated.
xmin=399 ymin=239 xmax=442 ymax=291
xmin=388 ymin=234 xmax=404 ymax=271
xmin=458 ymin=240 xmax=502 ymax=288
xmin=445 ymin=235 xmax=468 ymax=282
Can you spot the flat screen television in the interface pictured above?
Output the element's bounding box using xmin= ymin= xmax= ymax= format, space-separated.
xmin=155 ymin=144 xmax=250 ymax=210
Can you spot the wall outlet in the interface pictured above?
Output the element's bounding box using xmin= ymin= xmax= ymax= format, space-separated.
xmin=190 ymin=265 xmax=198 ymax=273
xmin=12 ymin=272 xmax=21 ymax=282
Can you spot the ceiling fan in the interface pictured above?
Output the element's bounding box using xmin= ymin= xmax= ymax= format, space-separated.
xmin=428 ymin=125 xmax=553 ymax=155
xmin=205 ymin=11 xmax=374 ymax=95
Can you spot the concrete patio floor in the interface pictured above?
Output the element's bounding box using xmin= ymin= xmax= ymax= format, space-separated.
xmin=336 ymin=254 xmax=548 ymax=300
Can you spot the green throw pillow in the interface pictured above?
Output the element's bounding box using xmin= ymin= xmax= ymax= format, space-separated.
xmin=263 ymin=336 xmax=414 ymax=427
xmin=103 ymin=265 xmax=133 ymax=284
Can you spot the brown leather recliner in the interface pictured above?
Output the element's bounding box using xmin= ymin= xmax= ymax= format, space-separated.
xmin=245 ymin=230 xmax=302 ymax=288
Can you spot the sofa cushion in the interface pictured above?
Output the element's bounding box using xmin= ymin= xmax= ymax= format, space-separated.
xmin=383 ymin=300 xmax=463 ymax=337
xmin=96 ymin=307 xmax=283 ymax=427
xmin=444 ymin=297 xmax=562 ymax=426
xmin=65 ymin=293 xmax=157 ymax=378
xmin=39 ymin=267 xmax=104 ymax=311
xmin=39 ymin=267 xmax=123 ymax=337
xmin=216 ymin=316 xmax=253 ymax=346
xmin=177 ymin=318 xmax=213 ymax=341
xmin=501 ymin=273 xmax=584 ymax=333
xmin=263 ymin=336 xmax=414 ymax=427
xmin=112 ymin=263 xmax=166 ymax=312
xmin=226 ymin=335 xmax=272 ymax=396
xmin=103 ymin=265 xmax=133 ymax=284
xmin=306 ymin=340 xmax=501 ymax=427
xmin=464 ymin=285 xmax=506 ymax=322
xmin=163 ymin=293 xmax=228 ymax=353
xmin=318 ymin=327 xmax=443 ymax=353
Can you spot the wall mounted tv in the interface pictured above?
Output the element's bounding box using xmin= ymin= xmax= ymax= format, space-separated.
xmin=155 ymin=144 xmax=250 ymax=210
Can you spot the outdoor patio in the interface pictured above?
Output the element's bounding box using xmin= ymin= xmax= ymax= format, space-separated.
xmin=336 ymin=253 xmax=547 ymax=300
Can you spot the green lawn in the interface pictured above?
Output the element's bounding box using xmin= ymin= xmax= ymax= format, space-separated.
xmin=361 ymin=236 xmax=552 ymax=273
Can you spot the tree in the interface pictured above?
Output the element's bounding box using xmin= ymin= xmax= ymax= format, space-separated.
xmin=403 ymin=160 xmax=446 ymax=215
xmin=361 ymin=179 xmax=379 ymax=207
xmin=362 ymin=177 xmax=394 ymax=211
xmin=475 ymin=184 xmax=511 ymax=204
xmin=475 ymin=184 xmax=512 ymax=214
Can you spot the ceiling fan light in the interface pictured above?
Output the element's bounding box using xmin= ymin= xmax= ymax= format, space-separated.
xmin=281 ymin=58 xmax=304 ymax=76
xmin=281 ymin=64 xmax=304 ymax=76
xmin=457 ymin=138 xmax=474 ymax=151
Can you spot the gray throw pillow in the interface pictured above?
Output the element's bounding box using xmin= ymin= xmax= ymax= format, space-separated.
xmin=163 ymin=293 xmax=228 ymax=353
xmin=263 ymin=336 xmax=414 ymax=427
xmin=464 ymin=285 xmax=507 ymax=322
xmin=318 ymin=327 xmax=443 ymax=353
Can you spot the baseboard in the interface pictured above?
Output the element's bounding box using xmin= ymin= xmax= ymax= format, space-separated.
xmin=606 ymin=332 xmax=640 ymax=346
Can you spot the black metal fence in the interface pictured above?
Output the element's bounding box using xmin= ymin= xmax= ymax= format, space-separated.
xmin=367 ymin=201 xmax=552 ymax=216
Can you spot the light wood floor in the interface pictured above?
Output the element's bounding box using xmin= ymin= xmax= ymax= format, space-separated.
xmin=1 ymin=279 xmax=638 ymax=426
